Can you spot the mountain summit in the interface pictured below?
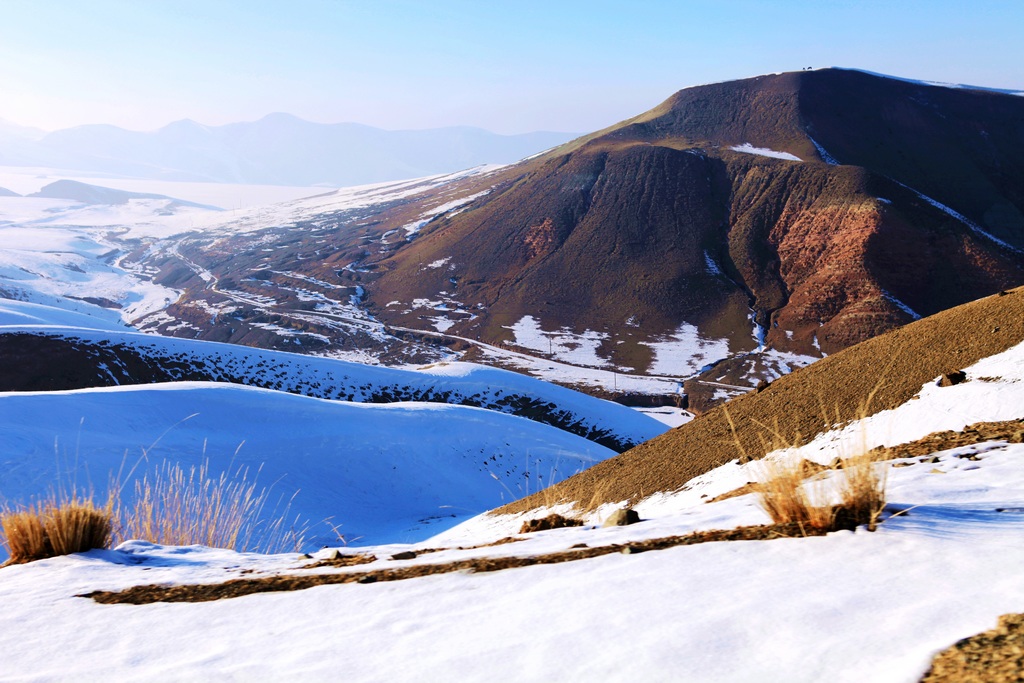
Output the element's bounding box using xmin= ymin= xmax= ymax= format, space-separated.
xmin=365 ymin=68 xmax=1024 ymax=365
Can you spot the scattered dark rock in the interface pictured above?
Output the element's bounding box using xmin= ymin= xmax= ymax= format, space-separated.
xmin=307 ymin=553 xmax=377 ymax=569
xmin=390 ymin=551 xmax=417 ymax=561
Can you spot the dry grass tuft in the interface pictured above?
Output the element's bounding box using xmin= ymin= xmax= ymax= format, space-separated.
xmin=2 ymin=459 xmax=305 ymax=564
xmin=755 ymin=460 xmax=834 ymax=531
xmin=756 ymin=453 xmax=887 ymax=533
xmin=1 ymin=509 xmax=49 ymax=563
xmin=834 ymin=454 xmax=887 ymax=531
xmin=116 ymin=460 xmax=305 ymax=553
xmin=1 ymin=494 xmax=114 ymax=565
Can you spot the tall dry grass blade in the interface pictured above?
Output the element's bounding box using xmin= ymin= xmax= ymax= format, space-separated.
xmin=116 ymin=460 xmax=305 ymax=553
xmin=755 ymin=460 xmax=835 ymax=532
xmin=44 ymin=498 xmax=113 ymax=556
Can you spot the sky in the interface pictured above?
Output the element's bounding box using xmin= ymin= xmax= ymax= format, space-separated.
xmin=0 ymin=0 xmax=1021 ymax=135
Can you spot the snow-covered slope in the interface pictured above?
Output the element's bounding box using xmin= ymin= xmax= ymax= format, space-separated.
xmin=0 ymin=298 xmax=128 ymax=331
xmin=1 ymin=342 xmax=1024 ymax=681
xmin=0 ymin=381 xmax=615 ymax=554
xmin=0 ymin=317 xmax=665 ymax=449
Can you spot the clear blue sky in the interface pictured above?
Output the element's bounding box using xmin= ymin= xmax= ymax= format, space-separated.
xmin=1 ymin=0 xmax=1021 ymax=134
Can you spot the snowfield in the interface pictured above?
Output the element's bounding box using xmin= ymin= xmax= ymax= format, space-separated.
xmin=728 ymin=142 xmax=803 ymax=161
xmin=0 ymin=381 xmax=616 ymax=552
xmin=1 ymin=342 xmax=1023 ymax=680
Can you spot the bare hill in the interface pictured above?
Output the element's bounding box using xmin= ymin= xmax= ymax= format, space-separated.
xmin=361 ymin=68 xmax=1024 ymax=372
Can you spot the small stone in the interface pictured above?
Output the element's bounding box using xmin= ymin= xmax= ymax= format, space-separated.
xmin=326 ymin=549 xmax=342 ymax=560
xmin=298 ymin=553 xmax=312 ymax=560
xmin=937 ymin=370 xmax=967 ymax=387
xmin=390 ymin=551 xmax=417 ymax=561
xmin=357 ymin=575 xmax=377 ymax=584
xmin=602 ymin=507 xmax=641 ymax=527
xmin=930 ymin=468 xmax=945 ymax=474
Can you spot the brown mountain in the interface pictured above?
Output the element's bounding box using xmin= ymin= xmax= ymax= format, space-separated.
xmin=365 ymin=68 xmax=1024 ymax=371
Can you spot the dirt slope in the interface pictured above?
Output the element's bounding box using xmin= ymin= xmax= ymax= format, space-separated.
xmin=498 ymin=286 xmax=1024 ymax=513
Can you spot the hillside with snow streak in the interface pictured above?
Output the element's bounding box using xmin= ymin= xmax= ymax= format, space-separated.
xmin=0 ymin=299 xmax=665 ymax=451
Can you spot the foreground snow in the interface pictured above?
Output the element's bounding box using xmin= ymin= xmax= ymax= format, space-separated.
xmin=2 ymin=346 xmax=1024 ymax=680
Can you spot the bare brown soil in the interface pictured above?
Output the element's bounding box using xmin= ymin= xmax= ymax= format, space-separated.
xmin=497 ymin=287 xmax=1024 ymax=514
xmin=921 ymin=613 xmax=1024 ymax=682
xmin=81 ymin=522 xmax=830 ymax=605
xmin=306 ymin=553 xmax=377 ymax=569
xmin=869 ymin=419 xmax=1024 ymax=461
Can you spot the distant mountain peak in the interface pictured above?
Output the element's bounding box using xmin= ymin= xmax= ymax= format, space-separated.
xmin=29 ymin=179 xmax=220 ymax=210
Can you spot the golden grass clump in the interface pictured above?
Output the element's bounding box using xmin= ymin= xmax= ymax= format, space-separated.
xmin=116 ymin=460 xmax=305 ymax=554
xmin=2 ymin=460 xmax=306 ymax=564
xmin=756 ymin=454 xmax=887 ymax=533
xmin=755 ymin=460 xmax=834 ymax=530
xmin=1 ymin=495 xmax=114 ymax=565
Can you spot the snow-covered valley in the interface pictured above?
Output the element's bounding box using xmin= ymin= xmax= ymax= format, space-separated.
xmin=0 ymin=164 xmax=812 ymax=400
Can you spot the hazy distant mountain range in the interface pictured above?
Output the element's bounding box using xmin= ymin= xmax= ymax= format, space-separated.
xmin=0 ymin=113 xmax=576 ymax=186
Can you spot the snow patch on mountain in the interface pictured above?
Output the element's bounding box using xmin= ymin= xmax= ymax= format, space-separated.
xmin=728 ymin=143 xmax=802 ymax=161
xmin=639 ymin=323 xmax=731 ymax=376
xmin=505 ymin=315 xmax=612 ymax=369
